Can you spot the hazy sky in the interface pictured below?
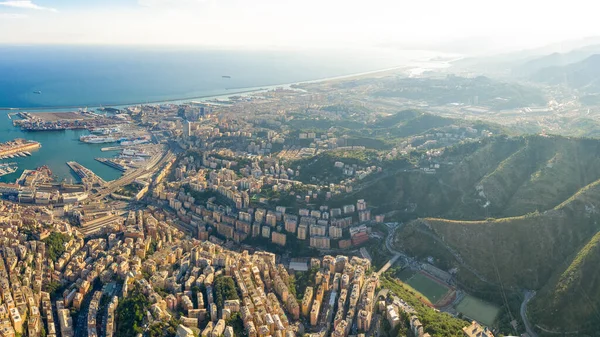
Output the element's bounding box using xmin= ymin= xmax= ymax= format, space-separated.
xmin=0 ymin=0 xmax=599 ymax=53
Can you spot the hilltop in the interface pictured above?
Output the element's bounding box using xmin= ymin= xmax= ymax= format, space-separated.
xmin=342 ymin=135 xmax=600 ymax=220
xmin=512 ymin=44 xmax=600 ymax=77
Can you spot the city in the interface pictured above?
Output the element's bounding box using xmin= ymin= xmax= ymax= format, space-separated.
xmin=0 ymin=76 xmax=500 ymax=337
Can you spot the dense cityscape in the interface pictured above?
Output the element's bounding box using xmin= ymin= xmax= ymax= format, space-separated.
xmin=6 ymin=37 xmax=600 ymax=337
xmin=0 ymin=73 xmax=505 ymax=337
xmin=5 ymin=0 xmax=600 ymax=336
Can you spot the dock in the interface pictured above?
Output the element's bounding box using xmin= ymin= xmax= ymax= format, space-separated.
xmin=17 ymin=169 xmax=33 ymax=185
xmin=66 ymin=161 xmax=107 ymax=185
xmin=95 ymin=158 xmax=128 ymax=172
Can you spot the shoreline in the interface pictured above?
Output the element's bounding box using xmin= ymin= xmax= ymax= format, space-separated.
xmin=0 ymin=64 xmax=427 ymax=112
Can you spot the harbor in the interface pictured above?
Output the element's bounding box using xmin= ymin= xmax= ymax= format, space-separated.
xmin=0 ymin=108 xmax=163 ymax=184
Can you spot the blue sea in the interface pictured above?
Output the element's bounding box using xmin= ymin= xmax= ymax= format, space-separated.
xmin=0 ymin=45 xmax=432 ymax=182
xmin=0 ymin=46 xmax=423 ymax=108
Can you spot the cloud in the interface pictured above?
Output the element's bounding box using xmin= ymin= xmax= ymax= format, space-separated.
xmin=0 ymin=1 xmax=57 ymax=12
xmin=138 ymin=0 xmax=211 ymax=8
xmin=0 ymin=12 xmax=27 ymax=18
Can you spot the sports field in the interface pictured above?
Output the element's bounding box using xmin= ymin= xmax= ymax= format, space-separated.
xmin=455 ymin=294 xmax=501 ymax=327
xmin=405 ymin=272 xmax=451 ymax=305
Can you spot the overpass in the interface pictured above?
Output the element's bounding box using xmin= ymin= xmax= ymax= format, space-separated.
xmin=90 ymin=149 xmax=174 ymax=201
xmin=375 ymin=224 xmax=405 ymax=276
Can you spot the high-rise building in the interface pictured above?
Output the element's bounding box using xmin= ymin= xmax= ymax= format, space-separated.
xmin=183 ymin=120 xmax=192 ymax=139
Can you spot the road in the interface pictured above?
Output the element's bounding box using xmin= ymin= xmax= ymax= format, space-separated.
xmin=520 ymin=290 xmax=538 ymax=337
xmin=90 ymin=149 xmax=174 ymax=201
xmin=374 ymin=224 xmax=405 ymax=276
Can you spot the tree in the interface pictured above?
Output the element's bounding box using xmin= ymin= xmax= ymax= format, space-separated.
xmin=115 ymin=287 xmax=149 ymax=337
xmin=213 ymin=276 xmax=239 ymax=308
xmin=43 ymin=232 xmax=70 ymax=262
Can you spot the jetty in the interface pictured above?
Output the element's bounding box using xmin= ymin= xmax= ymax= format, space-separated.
xmin=95 ymin=158 xmax=128 ymax=172
xmin=66 ymin=161 xmax=107 ymax=186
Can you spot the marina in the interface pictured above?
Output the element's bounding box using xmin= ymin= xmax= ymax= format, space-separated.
xmin=0 ymin=139 xmax=41 ymax=157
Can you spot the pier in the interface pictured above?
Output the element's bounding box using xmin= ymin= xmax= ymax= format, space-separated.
xmin=0 ymin=139 xmax=40 ymax=157
xmin=66 ymin=161 xmax=107 ymax=186
xmin=95 ymin=158 xmax=128 ymax=172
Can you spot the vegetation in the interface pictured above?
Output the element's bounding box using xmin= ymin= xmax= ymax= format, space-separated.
xmin=385 ymin=136 xmax=600 ymax=333
xmin=292 ymin=150 xmax=379 ymax=184
xmin=380 ymin=275 xmax=468 ymax=337
xmin=43 ymin=280 xmax=66 ymax=299
xmin=43 ymin=232 xmax=70 ymax=262
xmin=147 ymin=319 xmax=178 ymax=337
xmin=363 ymin=240 xmax=392 ymax=270
xmin=213 ymin=276 xmax=239 ymax=308
xmin=115 ymin=287 xmax=149 ymax=337
xmin=529 ymin=231 xmax=600 ymax=334
xmin=226 ymin=312 xmax=246 ymax=336
xmin=115 ymin=182 xmax=144 ymax=198
xmin=293 ymin=266 xmax=319 ymax=301
xmin=183 ymin=186 xmax=235 ymax=208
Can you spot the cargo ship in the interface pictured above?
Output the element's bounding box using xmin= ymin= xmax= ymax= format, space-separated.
xmin=80 ymin=135 xmax=118 ymax=144
xmin=0 ymin=139 xmax=41 ymax=157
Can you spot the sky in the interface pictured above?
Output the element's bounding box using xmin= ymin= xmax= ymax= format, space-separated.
xmin=0 ymin=0 xmax=599 ymax=53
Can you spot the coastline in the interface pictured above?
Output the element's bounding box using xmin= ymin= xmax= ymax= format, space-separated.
xmin=0 ymin=63 xmax=441 ymax=112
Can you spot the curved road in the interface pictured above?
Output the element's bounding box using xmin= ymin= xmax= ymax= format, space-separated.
xmin=520 ymin=291 xmax=538 ymax=337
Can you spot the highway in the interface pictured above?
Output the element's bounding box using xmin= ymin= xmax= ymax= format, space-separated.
xmin=90 ymin=149 xmax=174 ymax=201
xmin=375 ymin=223 xmax=404 ymax=276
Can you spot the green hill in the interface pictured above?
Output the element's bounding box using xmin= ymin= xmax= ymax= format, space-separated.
xmin=342 ymin=135 xmax=600 ymax=221
xmin=529 ymin=231 xmax=600 ymax=334
xmin=335 ymin=135 xmax=600 ymax=334
xmin=393 ymin=183 xmax=600 ymax=334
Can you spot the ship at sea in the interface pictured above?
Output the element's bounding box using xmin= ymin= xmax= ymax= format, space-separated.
xmin=79 ymin=135 xmax=118 ymax=144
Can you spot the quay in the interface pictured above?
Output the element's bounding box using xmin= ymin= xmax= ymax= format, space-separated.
xmin=66 ymin=161 xmax=107 ymax=185
xmin=95 ymin=158 xmax=128 ymax=172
